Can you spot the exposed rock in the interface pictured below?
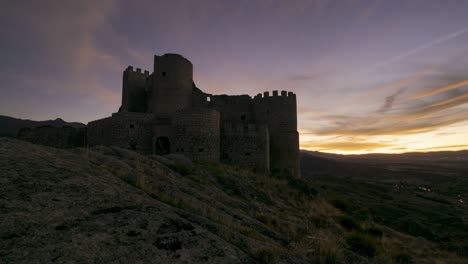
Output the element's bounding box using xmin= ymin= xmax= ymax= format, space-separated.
xmin=0 ymin=138 xmax=250 ymax=263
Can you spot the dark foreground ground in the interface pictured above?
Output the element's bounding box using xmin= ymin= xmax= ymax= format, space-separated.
xmin=1 ymin=138 xmax=467 ymax=263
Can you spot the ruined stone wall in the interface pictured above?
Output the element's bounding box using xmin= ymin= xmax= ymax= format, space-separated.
xmin=209 ymin=95 xmax=253 ymax=123
xmin=191 ymin=86 xmax=211 ymax=107
xmin=253 ymin=91 xmax=300 ymax=177
xmin=172 ymin=108 xmax=220 ymax=162
xmin=148 ymin=54 xmax=193 ymax=115
xmin=17 ymin=126 xmax=87 ymax=148
xmin=90 ymin=53 xmax=300 ymax=176
xmin=87 ymin=112 xmax=153 ymax=154
xmin=121 ymin=66 xmax=150 ymax=112
xmin=221 ymin=123 xmax=269 ymax=174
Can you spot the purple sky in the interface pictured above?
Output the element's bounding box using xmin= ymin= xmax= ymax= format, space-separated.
xmin=1 ymin=0 xmax=468 ymax=153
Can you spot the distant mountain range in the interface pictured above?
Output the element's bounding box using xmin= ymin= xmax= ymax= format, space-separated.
xmin=0 ymin=115 xmax=85 ymax=137
xmin=302 ymin=149 xmax=468 ymax=163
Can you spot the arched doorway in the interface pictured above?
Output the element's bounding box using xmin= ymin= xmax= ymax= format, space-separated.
xmin=155 ymin=137 xmax=170 ymax=155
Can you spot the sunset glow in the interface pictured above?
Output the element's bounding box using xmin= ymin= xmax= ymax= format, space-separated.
xmin=1 ymin=0 xmax=468 ymax=154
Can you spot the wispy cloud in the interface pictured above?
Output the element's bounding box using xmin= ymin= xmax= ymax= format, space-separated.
xmin=374 ymin=26 xmax=468 ymax=68
xmin=302 ymin=140 xmax=391 ymax=152
xmin=290 ymin=74 xmax=320 ymax=81
xmin=410 ymin=79 xmax=468 ymax=99
xmin=377 ymin=88 xmax=406 ymax=113
xmin=307 ymin=78 xmax=468 ymax=138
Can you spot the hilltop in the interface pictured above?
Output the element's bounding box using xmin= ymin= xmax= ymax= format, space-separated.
xmin=1 ymin=138 xmax=466 ymax=263
xmin=0 ymin=115 xmax=85 ymax=137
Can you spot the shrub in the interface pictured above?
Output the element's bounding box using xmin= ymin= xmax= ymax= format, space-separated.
xmin=395 ymin=253 xmax=413 ymax=264
xmin=346 ymin=233 xmax=377 ymax=257
xmin=312 ymin=252 xmax=337 ymax=264
xmin=365 ymin=226 xmax=383 ymax=238
xmin=214 ymin=174 xmax=242 ymax=196
xmin=323 ymin=252 xmax=337 ymax=264
xmin=331 ymin=199 xmax=351 ymax=213
xmin=167 ymin=163 xmax=192 ymax=176
xmin=338 ymin=215 xmax=361 ymax=231
xmin=355 ymin=208 xmax=370 ymax=221
xmin=287 ymin=178 xmax=318 ymax=197
xmin=254 ymin=249 xmax=277 ymax=264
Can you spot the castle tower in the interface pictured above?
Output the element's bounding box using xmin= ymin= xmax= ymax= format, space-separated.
xmin=148 ymin=54 xmax=193 ymax=115
xmin=121 ymin=66 xmax=149 ymax=112
xmin=254 ymin=91 xmax=300 ymax=177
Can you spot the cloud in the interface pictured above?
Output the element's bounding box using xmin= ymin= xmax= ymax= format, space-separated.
xmin=410 ymin=79 xmax=468 ymax=99
xmin=290 ymin=74 xmax=320 ymax=81
xmin=305 ymin=77 xmax=468 ymax=140
xmin=302 ymin=140 xmax=391 ymax=151
xmin=414 ymin=144 xmax=468 ymax=151
xmin=377 ymin=88 xmax=406 ymax=113
xmin=314 ymin=110 xmax=468 ymax=136
xmin=373 ymin=26 xmax=468 ymax=68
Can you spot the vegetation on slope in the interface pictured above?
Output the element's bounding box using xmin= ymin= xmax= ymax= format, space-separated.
xmin=1 ymin=138 xmax=466 ymax=263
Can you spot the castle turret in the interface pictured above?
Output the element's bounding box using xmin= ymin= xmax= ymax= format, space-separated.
xmin=121 ymin=66 xmax=150 ymax=112
xmin=148 ymin=54 xmax=193 ymax=115
xmin=253 ymin=91 xmax=300 ymax=177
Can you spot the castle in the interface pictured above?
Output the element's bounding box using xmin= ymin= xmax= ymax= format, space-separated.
xmin=88 ymin=54 xmax=300 ymax=177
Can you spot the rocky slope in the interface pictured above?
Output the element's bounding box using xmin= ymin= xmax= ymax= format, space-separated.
xmin=1 ymin=138 xmax=466 ymax=263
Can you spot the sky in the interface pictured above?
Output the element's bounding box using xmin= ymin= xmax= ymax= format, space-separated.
xmin=1 ymin=0 xmax=468 ymax=154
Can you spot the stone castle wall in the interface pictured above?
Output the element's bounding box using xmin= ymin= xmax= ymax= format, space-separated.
xmin=221 ymin=123 xmax=269 ymax=174
xmin=18 ymin=125 xmax=87 ymax=148
xmin=88 ymin=53 xmax=300 ymax=177
xmin=172 ymin=108 xmax=220 ymax=162
xmin=88 ymin=112 xmax=153 ymax=154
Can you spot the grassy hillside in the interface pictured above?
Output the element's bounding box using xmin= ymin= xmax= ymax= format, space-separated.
xmin=301 ymin=152 xmax=468 ymax=259
xmin=1 ymin=138 xmax=466 ymax=263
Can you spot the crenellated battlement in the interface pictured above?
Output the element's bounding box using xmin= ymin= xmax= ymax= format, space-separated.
xmin=253 ymin=90 xmax=296 ymax=100
xmin=90 ymin=53 xmax=299 ymax=177
xmin=125 ymin=66 xmax=150 ymax=76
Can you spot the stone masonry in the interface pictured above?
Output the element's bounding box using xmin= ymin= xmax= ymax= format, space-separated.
xmin=88 ymin=53 xmax=300 ymax=177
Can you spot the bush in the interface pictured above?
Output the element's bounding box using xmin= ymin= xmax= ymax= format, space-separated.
xmin=331 ymin=199 xmax=351 ymax=213
xmin=287 ymin=178 xmax=318 ymax=197
xmin=312 ymin=252 xmax=337 ymax=264
xmin=395 ymin=253 xmax=413 ymax=264
xmin=168 ymin=163 xmax=192 ymax=176
xmin=214 ymin=174 xmax=242 ymax=196
xmin=338 ymin=215 xmax=361 ymax=231
xmin=365 ymin=226 xmax=383 ymax=238
xmin=254 ymin=250 xmax=277 ymax=264
xmin=346 ymin=233 xmax=377 ymax=257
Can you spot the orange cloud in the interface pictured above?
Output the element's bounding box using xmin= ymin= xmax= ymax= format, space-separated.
xmin=411 ymin=79 xmax=468 ymax=99
xmin=302 ymin=140 xmax=391 ymax=152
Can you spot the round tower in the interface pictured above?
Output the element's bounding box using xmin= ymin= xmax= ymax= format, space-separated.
xmin=148 ymin=54 xmax=193 ymax=115
xmin=172 ymin=108 xmax=220 ymax=162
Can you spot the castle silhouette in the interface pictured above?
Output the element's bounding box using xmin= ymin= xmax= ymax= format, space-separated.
xmin=88 ymin=54 xmax=299 ymax=177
